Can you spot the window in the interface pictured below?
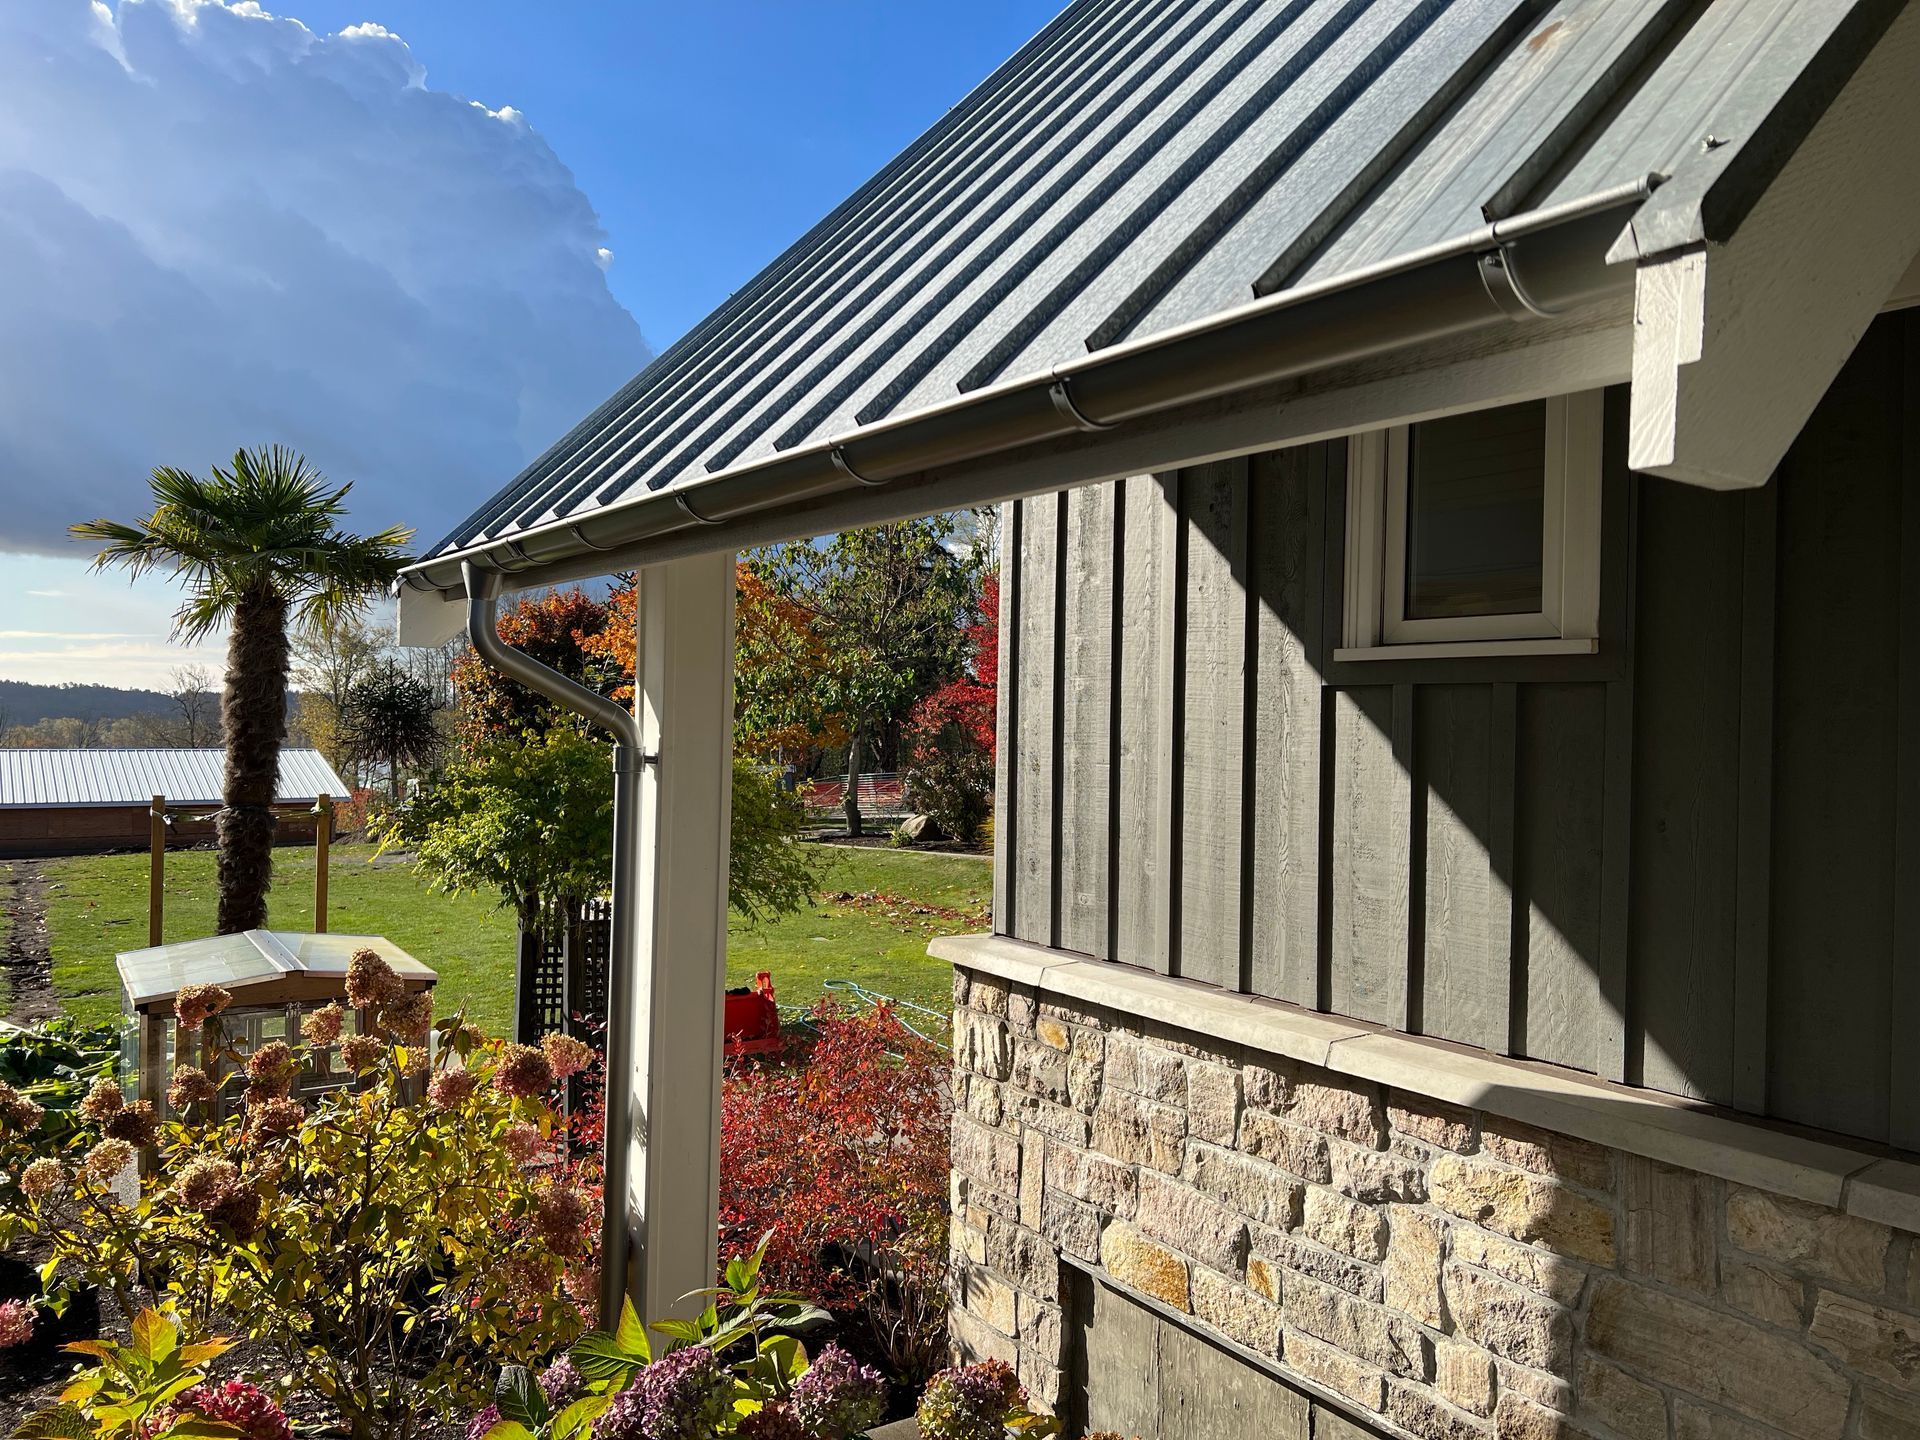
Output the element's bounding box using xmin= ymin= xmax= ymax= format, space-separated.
xmin=1339 ymin=392 xmax=1601 ymax=660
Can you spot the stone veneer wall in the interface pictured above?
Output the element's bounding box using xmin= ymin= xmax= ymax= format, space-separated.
xmin=945 ymin=966 xmax=1920 ymax=1440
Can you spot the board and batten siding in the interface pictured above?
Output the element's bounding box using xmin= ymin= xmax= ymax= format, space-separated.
xmin=992 ymin=311 xmax=1920 ymax=1150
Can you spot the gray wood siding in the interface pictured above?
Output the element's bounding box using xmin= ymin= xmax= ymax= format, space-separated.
xmin=992 ymin=311 xmax=1920 ymax=1148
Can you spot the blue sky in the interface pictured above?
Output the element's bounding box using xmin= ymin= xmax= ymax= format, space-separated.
xmin=0 ymin=0 xmax=1058 ymax=687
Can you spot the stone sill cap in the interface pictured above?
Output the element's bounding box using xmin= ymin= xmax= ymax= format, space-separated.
xmin=932 ymin=933 xmax=1920 ymax=1232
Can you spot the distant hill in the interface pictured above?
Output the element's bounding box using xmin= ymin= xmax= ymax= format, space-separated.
xmin=0 ymin=680 xmax=174 ymax=727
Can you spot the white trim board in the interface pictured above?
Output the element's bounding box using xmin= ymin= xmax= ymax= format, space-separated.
xmin=932 ymin=932 xmax=1920 ymax=1230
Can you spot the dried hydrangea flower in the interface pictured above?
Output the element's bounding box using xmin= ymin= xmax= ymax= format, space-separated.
xmin=0 ymin=1081 xmax=45 ymax=1136
xmin=175 ymin=983 xmax=233 ymax=1031
xmin=207 ymin=1184 xmax=262 ymax=1239
xmin=0 ymin=1300 xmax=34 ymax=1350
xmin=82 ymin=1137 xmax=134 ymax=1187
xmin=104 ymin=1100 xmax=158 ymax=1147
xmin=533 ymin=1183 xmax=593 ymax=1253
xmin=18 ymin=1157 xmax=66 ymax=1202
xmin=345 ymin=949 xmax=404 ymax=1010
xmin=249 ymin=1097 xmax=305 ymax=1138
xmin=78 ymin=1076 xmax=124 ymax=1122
xmin=737 ymin=1402 xmax=806 ymax=1440
xmin=601 ymin=1346 xmax=729 ymax=1440
xmin=792 ymin=1343 xmax=886 ymax=1439
xmin=377 ymin=990 xmax=435 ymax=1044
xmin=426 ymin=1068 xmax=477 ymax=1110
xmin=540 ymin=1357 xmax=584 ymax=1410
xmin=175 ymin=1156 xmax=241 ymax=1212
xmin=302 ymin=1003 xmax=346 ymax=1048
xmin=245 ymin=1040 xmax=298 ymax=1096
xmin=161 ymin=1381 xmax=291 ymax=1440
xmin=501 ymin=1121 xmax=542 ymax=1164
xmin=492 ymin=1043 xmax=555 ymax=1099
xmin=499 ymin=1253 xmax=559 ymax=1310
xmin=167 ymin=1065 xmax=218 ymax=1110
xmin=541 ymin=1032 xmax=596 ymax=1081
xmin=465 ymin=1404 xmax=502 ymax=1440
xmin=339 ymin=1035 xmax=385 ymax=1072
xmin=916 ymin=1360 xmax=1025 ymax=1440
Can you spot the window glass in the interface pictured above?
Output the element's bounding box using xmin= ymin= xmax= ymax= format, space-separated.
xmin=1405 ymin=401 xmax=1546 ymax=620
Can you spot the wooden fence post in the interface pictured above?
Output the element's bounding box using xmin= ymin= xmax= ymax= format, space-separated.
xmin=148 ymin=795 xmax=165 ymax=947
xmin=314 ymin=795 xmax=332 ymax=933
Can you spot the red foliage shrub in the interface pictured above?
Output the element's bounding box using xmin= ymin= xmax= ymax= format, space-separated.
xmin=719 ymin=1002 xmax=949 ymax=1381
xmin=453 ymin=587 xmax=618 ymax=744
xmin=903 ymin=571 xmax=998 ymax=842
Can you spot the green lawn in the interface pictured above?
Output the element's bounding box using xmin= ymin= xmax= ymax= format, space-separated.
xmin=36 ymin=843 xmax=987 ymax=1036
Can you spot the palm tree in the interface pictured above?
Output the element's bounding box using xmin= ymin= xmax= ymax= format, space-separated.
xmin=74 ymin=447 xmax=411 ymax=933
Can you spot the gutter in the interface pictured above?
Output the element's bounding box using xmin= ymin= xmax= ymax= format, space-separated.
xmin=463 ymin=560 xmax=639 ymax=1331
xmin=401 ymin=176 xmax=1658 ymax=604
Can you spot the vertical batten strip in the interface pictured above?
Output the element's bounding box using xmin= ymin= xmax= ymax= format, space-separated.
xmin=1732 ymin=483 xmax=1779 ymax=1115
xmin=1014 ymin=495 xmax=1061 ymax=946
xmin=993 ymin=500 xmax=1019 ymax=937
xmin=1177 ymin=458 xmax=1248 ymax=990
xmin=1889 ymin=315 xmax=1920 ymax=1148
xmin=1060 ymin=484 xmax=1116 ymax=959
xmin=1114 ymin=473 xmax=1178 ymax=975
xmin=1329 ymin=684 xmax=1410 ymax=1027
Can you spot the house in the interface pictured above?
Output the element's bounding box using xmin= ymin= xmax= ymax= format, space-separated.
xmin=397 ymin=1 xmax=1920 ymax=1435
xmin=0 ymin=748 xmax=347 ymax=857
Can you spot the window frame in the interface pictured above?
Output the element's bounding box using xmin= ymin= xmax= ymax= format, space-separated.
xmin=1338 ymin=390 xmax=1603 ymax=661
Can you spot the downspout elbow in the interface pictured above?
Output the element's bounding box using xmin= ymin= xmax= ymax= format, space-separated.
xmin=463 ymin=562 xmax=640 ymax=746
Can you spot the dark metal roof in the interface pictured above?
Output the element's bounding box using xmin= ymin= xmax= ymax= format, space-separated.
xmin=416 ymin=0 xmax=1896 ymax=571
xmin=0 ymin=749 xmax=349 ymax=809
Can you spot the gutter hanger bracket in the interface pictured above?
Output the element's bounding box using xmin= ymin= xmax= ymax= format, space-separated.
xmin=829 ymin=446 xmax=889 ymax=486
xmin=1477 ymin=245 xmax=1565 ymax=321
xmin=674 ymin=491 xmax=723 ymax=525
xmin=1047 ymin=376 xmax=1115 ymax=432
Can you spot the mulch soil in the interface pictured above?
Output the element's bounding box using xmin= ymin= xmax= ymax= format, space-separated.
xmin=1 ymin=861 xmax=63 ymax=1027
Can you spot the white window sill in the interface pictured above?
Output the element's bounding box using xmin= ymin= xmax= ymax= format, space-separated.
xmin=1332 ymin=637 xmax=1598 ymax=663
xmin=931 ymin=932 xmax=1920 ymax=1231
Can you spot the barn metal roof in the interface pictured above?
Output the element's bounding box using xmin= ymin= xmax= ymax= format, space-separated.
xmin=0 ymin=749 xmax=350 ymax=809
xmin=409 ymin=0 xmax=1897 ymax=584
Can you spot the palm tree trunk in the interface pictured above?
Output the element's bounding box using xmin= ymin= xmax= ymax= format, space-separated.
xmin=216 ymin=585 xmax=291 ymax=933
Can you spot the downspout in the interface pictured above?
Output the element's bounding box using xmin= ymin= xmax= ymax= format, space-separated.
xmin=463 ymin=559 xmax=640 ymax=1330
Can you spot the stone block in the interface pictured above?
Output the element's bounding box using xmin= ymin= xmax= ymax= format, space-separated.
xmin=1332 ymin=1141 xmax=1428 ymax=1204
xmin=1435 ymin=1339 xmax=1495 ymax=1418
xmin=960 ymin=1010 xmax=1012 ymax=1081
xmin=1807 ymin=1290 xmax=1920 ymax=1389
xmin=1040 ymin=1191 xmax=1103 ymax=1263
xmin=1303 ymin=1186 xmax=1389 ymax=1262
xmin=1240 ymin=1109 xmax=1333 ymax=1183
xmin=1575 ymin=1353 xmax=1666 ymax=1440
xmin=1019 ymin=1129 xmax=1045 ymax=1229
xmin=1136 ymin=1171 xmax=1248 ymax=1273
xmin=1017 ymin=1347 xmax=1063 ymax=1414
xmin=952 ymin=1114 xmax=1021 ymax=1199
xmin=1387 ymin=1382 xmax=1492 ymax=1440
xmin=1672 ymin=1402 xmax=1790 ymax=1440
xmin=1860 ymin=1383 xmax=1920 ymax=1440
xmin=1253 ymin=1222 xmax=1385 ymax=1300
xmin=1282 ymin=1273 xmax=1428 ymax=1378
xmin=986 ymin=1222 xmax=1059 ymax=1302
xmin=1494 ymin=1393 xmax=1600 ymax=1440
xmin=964 ymin=1078 xmax=1005 ymax=1128
xmin=955 ymin=1260 xmax=1017 ymax=1334
xmin=1105 ymin=1033 xmax=1187 ymax=1102
xmin=1721 ymin=1258 xmax=1805 ymax=1329
xmin=1015 ymin=1095 xmax=1091 ymax=1148
xmin=1190 ymin=1264 xmax=1281 ymax=1356
xmin=1006 ymin=986 xmax=1037 ymax=1034
xmin=1047 ymin=1142 xmax=1138 ymax=1218
xmin=1497 ymin=1362 xmax=1571 ymax=1414
xmin=1100 ymin=1220 xmax=1190 ymax=1312
xmin=1430 ymin=1154 xmax=1616 ymax=1264
xmin=1035 ymin=1015 xmax=1069 ymax=1050
xmin=1246 ymin=1254 xmax=1281 ymax=1303
xmin=949 ymin=1304 xmax=1017 ymax=1366
xmin=1443 ymin=1260 xmax=1571 ymax=1372
xmin=1383 ymin=1205 xmax=1447 ymax=1328
xmin=1243 ymin=1057 xmax=1299 ymax=1111
xmin=1586 ymin=1277 xmax=1849 ymax=1440
xmin=1286 ymin=1076 xmax=1385 ymax=1148
xmin=1187 ymin=1061 xmax=1242 ymax=1146
xmin=951 ymin=970 xmax=970 ymax=1009
xmin=1478 ymin=1116 xmax=1612 ymax=1192
xmin=1389 ymin=1093 xmax=1477 ymax=1152
xmin=1017 ymin=1293 xmax=1063 ymax=1365
xmin=1066 ymin=1028 xmax=1105 ymax=1113
xmin=1449 ymin=1224 xmax=1587 ymax=1306
xmin=1011 ymin=1038 xmax=1071 ymax=1104
xmin=1726 ymin=1185 xmax=1890 ymax=1291
xmin=1093 ymin=1089 xmax=1185 ymax=1174
xmin=971 ymin=974 xmax=1010 ymax=1017
xmin=1621 ymin=1156 xmax=1716 ymax=1294
xmin=1283 ymin=1329 xmax=1385 ymax=1411
xmin=1183 ymin=1140 xmax=1300 ymax=1227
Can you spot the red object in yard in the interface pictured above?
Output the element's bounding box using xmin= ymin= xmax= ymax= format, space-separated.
xmin=724 ymin=971 xmax=783 ymax=1058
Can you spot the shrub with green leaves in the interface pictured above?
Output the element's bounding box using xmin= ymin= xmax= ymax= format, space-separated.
xmin=0 ymin=953 xmax=596 ymax=1440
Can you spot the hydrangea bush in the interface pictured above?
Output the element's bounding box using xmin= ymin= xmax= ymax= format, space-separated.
xmin=0 ymin=950 xmax=597 ymax=1440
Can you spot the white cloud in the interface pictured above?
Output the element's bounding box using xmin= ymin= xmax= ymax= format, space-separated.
xmin=595 ymin=246 xmax=614 ymax=272
xmin=0 ymin=0 xmax=650 ymax=562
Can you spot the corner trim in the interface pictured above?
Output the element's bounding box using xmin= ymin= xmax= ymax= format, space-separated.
xmin=933 ymin=933 xmax=1916 ymax=1215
